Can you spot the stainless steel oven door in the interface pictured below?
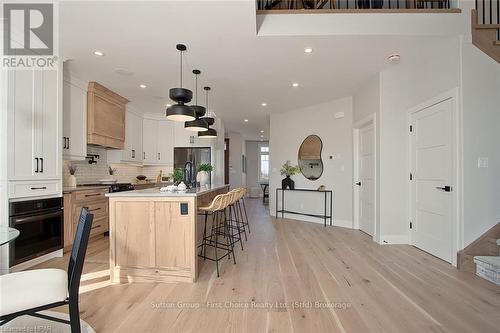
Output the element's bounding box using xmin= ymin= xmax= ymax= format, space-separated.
xmin=9 ymin=208 xmax=63 ymax=266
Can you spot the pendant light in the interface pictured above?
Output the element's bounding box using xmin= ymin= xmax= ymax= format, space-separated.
xmin=198 ymin=86 xmax=218 ymax=138
xmin=184 ymin=69 xmax=208 ymax=132
xmin=166 ymin=44 xmax=195 ymax=122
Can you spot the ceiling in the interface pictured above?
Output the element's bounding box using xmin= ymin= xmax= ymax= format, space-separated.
xmin=60 ymin=1 xmax=450 ymax=140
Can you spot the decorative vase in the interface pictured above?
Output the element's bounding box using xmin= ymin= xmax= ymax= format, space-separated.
xmin=68 ymin=175 xmax=77 ymax=188
xmin=197 ymin=171 xmax=210 ymax=187
xmin=282 ymin=176 xmax=295 ymax=190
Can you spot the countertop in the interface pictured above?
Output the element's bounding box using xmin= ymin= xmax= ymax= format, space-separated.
xmin=106 ymin=184 xmax=229 ymax=198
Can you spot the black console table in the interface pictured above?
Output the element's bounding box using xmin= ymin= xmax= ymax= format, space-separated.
xmin=275 ymin=188 xmax=333 ymax=227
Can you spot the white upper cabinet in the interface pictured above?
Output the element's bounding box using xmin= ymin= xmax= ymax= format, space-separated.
xmin=142 ymin=118 xmax=159 ymax=164
xmin=123 ymin=109 xmax=143 ymax=163
xmin=157 ymin=120 xmax=174 ymax=166
xmin=62 ymin=74 xmax=87 ymax=160
xmin=7 ymin=69 xmax=61 ymax=182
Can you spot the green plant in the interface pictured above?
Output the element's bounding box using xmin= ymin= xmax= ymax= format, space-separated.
xmin=197 ymin=163 xmax=214 ymax=172
xmin=171 ymin=168 xmax=184 ymax=183
xmin=280 ymin=160 xmax=300 ymax=177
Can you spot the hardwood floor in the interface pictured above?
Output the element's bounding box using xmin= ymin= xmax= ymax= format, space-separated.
xmin=33 ymin=199 xmax=500 ymax=332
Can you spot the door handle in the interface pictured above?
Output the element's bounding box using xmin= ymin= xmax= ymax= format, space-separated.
xmin=35 ymin=158 xmax=39 ymax=173
xmin=355 ymin=182 xmax=361 ymax=186
xmin=436 ymin=186 xmax=452 ymax=192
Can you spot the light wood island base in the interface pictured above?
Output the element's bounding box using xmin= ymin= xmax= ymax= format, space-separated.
xmin=107 ymin=185 xmax=229 ymax=283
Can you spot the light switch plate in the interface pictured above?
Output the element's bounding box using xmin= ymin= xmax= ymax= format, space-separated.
xmin=478 ymin=157 xmax=489 ymax=168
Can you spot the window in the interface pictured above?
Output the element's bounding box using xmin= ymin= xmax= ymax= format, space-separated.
xmin=259 ymin=144 xmax=269 ymax=181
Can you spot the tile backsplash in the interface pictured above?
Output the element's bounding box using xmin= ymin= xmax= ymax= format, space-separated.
xmin=63 ymin=146 xmax=173 ymax=186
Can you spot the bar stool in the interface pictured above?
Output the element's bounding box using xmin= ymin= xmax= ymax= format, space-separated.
xmin=198 ymin=193 xmax=236 ymax=277
xmin=227 ymin=189 xmax=246 ymax=250
xmin=238 ymin=187 xmax=250 ymax=234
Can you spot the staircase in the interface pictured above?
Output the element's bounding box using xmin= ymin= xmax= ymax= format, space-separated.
xmin=457 ymin=223 xmax=500 ymax=273
xmin=474 ymin=240 xmax=500 ymax=285
xmin=471 ymin=0 xmax=500 ymax=63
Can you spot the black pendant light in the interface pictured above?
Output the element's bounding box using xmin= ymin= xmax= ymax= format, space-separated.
xmin=184 ymin=69 xmax=208 ymax=132
xmin=166 ymin=44 xmax=195 ymax=122
xmin=198 ymin=86 xmax=218 ymax=138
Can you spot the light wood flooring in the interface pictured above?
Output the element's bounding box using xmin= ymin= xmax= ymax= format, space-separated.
xmin=33 ymin=199 xmax=500 ymax=333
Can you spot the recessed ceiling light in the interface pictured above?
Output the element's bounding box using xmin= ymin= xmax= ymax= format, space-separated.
xmin=244 ymin=119 xmax=249 ymax=122
xmin=93 ymin=51 xmax=104 ymax=56
xmin=260 ymin=135 xmax=264 ymax=138
xmin=260 ymin=130 xmax=264 ymax=133
xmin=139 ymin=84 xmax=147 ymax=89
xmin=387 ymin=54 xmax=401 ymax=63
xmin=292 ymin=83 xmax=299 ymax=87
xmin=261 ymin=102 xmax=267 ymax=107
xmin=304 ymin=48 xmax=313 ymax=53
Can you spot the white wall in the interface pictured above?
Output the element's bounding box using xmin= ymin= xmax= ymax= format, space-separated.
xmin=352 ymin=37 xmax=462 ymax=244
xmin=461 ymin=40 xmax=500 ymax=246
xmin=269 ymin=97 xmax=353 ymax=227
xmin=227 ymin=132 xmax=246 ymax=189
xmin=245 ymin=141 xmax=264 ymax=197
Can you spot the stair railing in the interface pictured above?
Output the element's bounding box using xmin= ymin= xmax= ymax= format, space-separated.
xmin=476 ymin=0 xmax=500 ymax=39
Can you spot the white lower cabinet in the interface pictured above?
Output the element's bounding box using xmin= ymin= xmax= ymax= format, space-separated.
xmin=6 ymin=67 xmax=62 ymax=198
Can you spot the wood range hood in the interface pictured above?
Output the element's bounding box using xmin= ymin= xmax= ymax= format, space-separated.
xmin=87 ymin=82 xmax=129 ymax=149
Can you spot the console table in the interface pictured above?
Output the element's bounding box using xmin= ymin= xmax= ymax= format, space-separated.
xmin=275 ymin=188 xmax=333 ymax=227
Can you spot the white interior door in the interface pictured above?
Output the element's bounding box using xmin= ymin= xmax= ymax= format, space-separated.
xmin=411 ymin=98 xmax=453 ymax=263
xmin=358 ymin=123 xmax=375 ymax=236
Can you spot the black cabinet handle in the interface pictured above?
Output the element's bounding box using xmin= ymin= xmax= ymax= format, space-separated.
xmin=436 ymin=186 xmax=452 ymax=192
xmin=84 ymin=193 xmax=101 ymax=197
xmin=143 ymin=152 xmax=146 ymax=160
xmin=31 ymin=186 xmax=47 ymax=190
xmin=67 ymin=137 xmax=70 ymax=149
xmin=35 ymin=158 xmax=39 ymax=173
xmin=158 ymin=152 xmax=160 ymax=160
xmin=63 ymin=137 xmax=66 ymax=149
xmin=131 ymin=149 xmax=135 ymax=158
xmin=40 ymin=158 xmax=44 ymax=173
xmin=355 ymin=182 xmax=361 ymax=186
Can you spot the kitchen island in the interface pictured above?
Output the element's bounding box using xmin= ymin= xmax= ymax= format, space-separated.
xmin=106 ymin=184 xmax=229 ymax=283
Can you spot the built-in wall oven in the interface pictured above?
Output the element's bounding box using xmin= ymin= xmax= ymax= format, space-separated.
xmin=9 ymin=197 xmax=63 ymax=267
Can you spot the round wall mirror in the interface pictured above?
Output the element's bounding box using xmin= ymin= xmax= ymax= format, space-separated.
xmin=298 ymin=135 xmax=323 ymax=181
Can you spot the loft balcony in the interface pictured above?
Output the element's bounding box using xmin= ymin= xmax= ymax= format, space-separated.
xmin=257 ymin=0 xmax=462 ymax=13
xmin=256 ymin=0 xmax=467 ymax=36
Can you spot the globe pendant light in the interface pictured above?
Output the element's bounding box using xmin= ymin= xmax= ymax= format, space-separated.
xmin=199 ymin=86 xmax=218 ymax=138
xmin=166 ymin=44 xmax=195 ymax=122
xmin=185 ymin=69 xmax=208 ymax=132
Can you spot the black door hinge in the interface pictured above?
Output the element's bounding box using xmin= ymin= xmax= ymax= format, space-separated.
xmin=410 ymin=221 xmax=413 ymax=229
xmin=409 ymin=125 xmax=413 ymax=132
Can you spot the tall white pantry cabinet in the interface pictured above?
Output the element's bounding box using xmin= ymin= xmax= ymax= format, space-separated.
xmin=6 ymin=68 xmax=62 ymax=199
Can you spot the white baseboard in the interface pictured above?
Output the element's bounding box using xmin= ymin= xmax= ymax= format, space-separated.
xmin=10 ymin=249 xmax=63 ymax=272
xmin=378 ymin=235 xmax=409 ymax=245
xmin=270 ymin=211 xmax=353 ymax=229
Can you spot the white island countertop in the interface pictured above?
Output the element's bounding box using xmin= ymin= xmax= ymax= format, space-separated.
xmin=105 ymin=184 xmax=229 ymax=198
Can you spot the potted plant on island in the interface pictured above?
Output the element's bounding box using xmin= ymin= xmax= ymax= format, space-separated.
xmin=197 ymin=163 xmax=213 ymax=187
xmin=280 ymin=160 xmax=300 ymax=190
xmin=171 ymin=168 xmax=184 ymax=186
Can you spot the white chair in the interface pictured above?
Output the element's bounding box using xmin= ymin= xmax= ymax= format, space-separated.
xmin=0 ymin=208 xmax=94 ymax=333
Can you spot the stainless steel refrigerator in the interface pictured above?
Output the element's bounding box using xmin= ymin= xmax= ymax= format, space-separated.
xmin=174 ymin=147 xmax=211 ymax=186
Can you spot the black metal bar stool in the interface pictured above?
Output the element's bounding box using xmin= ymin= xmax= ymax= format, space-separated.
xmin=198 ymin=193 xmax=236 ymax=277
xmin=238 ymin=187 xmax=250 ymax=234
